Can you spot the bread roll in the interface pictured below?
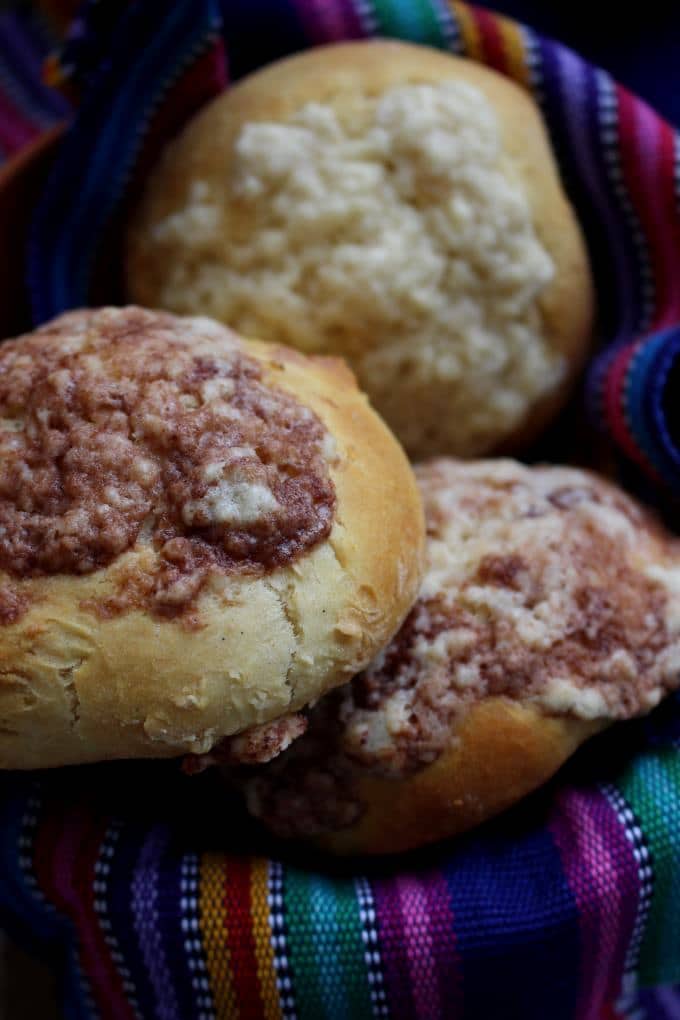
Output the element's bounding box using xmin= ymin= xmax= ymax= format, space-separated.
xmin=241 ymin=459 xmax=680 ymax=854
xmin=127 ymin=40 xmax=593 ymax=459
xmin=0 ymin=306 xmax=424 ymax=768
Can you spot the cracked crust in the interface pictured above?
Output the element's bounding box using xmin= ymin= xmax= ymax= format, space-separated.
xmin=0 ymin=311 xmax=425 ymax=769
xmin=241 ymin=459 xmax=680 ymax=854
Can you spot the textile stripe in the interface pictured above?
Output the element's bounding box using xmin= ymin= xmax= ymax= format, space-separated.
xmin=624 ymin=92 xmax=680 ymax=328
xmin=422 ymin=873 xmax=461 ymax=1012
xmin=292 ymin=0 xmax=365 ymax=41
xmin=29 ymin=0 xmax=220 ymax=320
xmin=550 ymin=789 xmax=640 ymax=1020
xmin=355 ymin=878 xmax=388 ymax=1019
xmin=250 ymin=859 xmax=283 ymax=1020
xmin=449 ymin=1 xmax=482 ymax=58
xmin=18 ymin=792 xmax=93 ymax=1020
xmin=95 ymin=824 xmax=141 ymax=1017
xmin=180 ymin=853 xmax=216 ymax=1020
xmin=200 ymin=853 xmax=237 ymax=1018
xmin=222 ymin=857 xmax=266 ymax=1019
xmin=369 ymin=0 xmax=448 ymax=45
xmin=469 ymin=6 xmax=505 ymax=71
xmin=601 ymin=785 xmax=654 ymax=1017
xmin=593 ymin=73 xmax=651 ymax=362
xmin=283 ymin=870 xmax=327 ymax=1020
xmin=373 ymin=877 xmax=417 ymax=1020
xmin=443 ymin=825 xmax=580 ymax=1020
xmin=36 ymin=804 xmax=132 ymax=1019
xmin=106 ymin=824 xmax=158 ymax=1020
xmin=269 ymin=860 xmax=296 ymax=1020
xmin=605 ymin=342 xmax=658 ymax=475
xmin=496 ymin=18 xmax=531 ymax=88
xmin=615 ymin=752 xmax=680 ymax=985
xmin=615 ymin=86 xmax=660 ymax=330
xmin=396 ymin=876 xmax=441 ymax=1018
xmin=322 ymin=874 xmax=373 ymax=1018
xmin=282 ymin=870 xmax=372 ymax=1020
xmin=131 ymin=825 xmax=181 ymax=1020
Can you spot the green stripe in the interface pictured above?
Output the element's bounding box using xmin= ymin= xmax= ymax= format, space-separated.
xmin=615 ymin=750 xmax=680 ymax=985
xmin=368 ymin=0 xmax=449 ymax=48
xmin=326 ymin=876 xmax=373 ymax=1018
xmin=284 ymin=869 xmax=327 ymax=1020
xmin=284 ymin=869 xmax=373 ymax=1020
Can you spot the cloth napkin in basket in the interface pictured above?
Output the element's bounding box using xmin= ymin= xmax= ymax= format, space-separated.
xmin=1 ymin=2 xmax=680 ymax=1018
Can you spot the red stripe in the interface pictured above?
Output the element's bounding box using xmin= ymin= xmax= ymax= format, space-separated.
xmin=616 ymin=86 xmax=680 ymax=331
xmin=33 ymin=801 xmax=136 ymax=1020
xmin=472 ymin=7 xmax=508 ymax=74
xmin=638 ymin=109 xmax=680 ymax=327
xmin=603 ymin=342 xmax=658 ymax=475
xmin=223 ymin=858 xmax=263 ymax=1020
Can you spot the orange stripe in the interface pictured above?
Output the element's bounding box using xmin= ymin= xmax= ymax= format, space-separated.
xmin=200 ymin=853 xmax=237 ymax=1019
xmin=251 ymin=859 xmax=283 ymax=1020
xmin=450 ymin=2 xmax=483 ymax=60
xmin=496 ymin=15 xmax=532 ymax=88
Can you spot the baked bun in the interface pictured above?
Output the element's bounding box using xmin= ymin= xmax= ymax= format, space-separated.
xmin=241 ymin=459 xmax=680 ymax=854
xmin=126 ymin=40 xmax=593 ymax=460
xmin=0 ymin=306 xmax=424 ymax=769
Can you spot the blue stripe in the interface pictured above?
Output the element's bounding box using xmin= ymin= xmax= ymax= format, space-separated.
xmin=0 ymin=780 xmax=94 ymax=1020
xmin=443 ymin=811 xmax=580 ymax=1020
xmin=28 ymin=0 xmax=222 ymax=322
xmin=647 ymin=329 xmax=680 ymax=484
xmin=308 ymin=873 xmax=350 ymax=1020
xmin=624 ymin=328 xmax=677 ymax=477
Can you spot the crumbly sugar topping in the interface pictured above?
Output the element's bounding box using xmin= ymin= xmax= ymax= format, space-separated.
xmin=148 ymin=81 xmax=560 ymax=455
xmin=244 ymin=460 xmax=680 ymax=838
xmin=0 ymin=307 xmax=336 ymax=618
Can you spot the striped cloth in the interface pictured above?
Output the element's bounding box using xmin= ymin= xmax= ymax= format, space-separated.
xmin=1 ymin=2 xmax=680 ymax=1018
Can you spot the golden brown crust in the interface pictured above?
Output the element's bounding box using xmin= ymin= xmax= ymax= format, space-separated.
xmin=0 ymin=309 xmax=425 ymax=769
xmin=241 ymin=459 xmax=680 ymax=854
xmin=315 ymin=700 xmax=604 ymax=855
xmin=127 ymin=40 xmax=593 ymax=458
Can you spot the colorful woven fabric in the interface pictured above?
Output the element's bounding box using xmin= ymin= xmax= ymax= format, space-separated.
xmin=2 ymin=2 xmax=680 ymax=1017
xmin=0 ymin=4 xmax=70 ymax=160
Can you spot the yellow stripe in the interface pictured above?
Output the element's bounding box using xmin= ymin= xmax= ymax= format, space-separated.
xmin=450 ymin=1 xmax=483 ymax=60
xmin=251 ymin=859 xmax=283 ymax=1020
xmin=497 ymin=15 xmax=532 ymax=89
xmin=199 ymin=853 xmax=237 ymax=1019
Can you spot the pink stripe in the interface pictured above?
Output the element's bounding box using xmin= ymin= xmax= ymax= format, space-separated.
xmin=423 ymin=873 xmax=463 ymax=1011
xmin=551 ymin=790 xmax=639 ymax=1020
xmin=0 ymin=87 xmax=38 ymax=153
xmin=396 ymin=876 xmax=442 ymax=1019
xmin=628 ymin=92 xmax=680 ymax=327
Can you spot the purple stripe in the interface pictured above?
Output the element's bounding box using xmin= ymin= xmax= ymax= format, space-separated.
xmin=552 ymin=46 xmax=637 ymax=343
xmin=550 ymin=789 xmax=640 ymax=1019
xmin=372 ymin=876 xmax=417 ymax=1020
xmin=130 ymin=825 xmax=181 ymax=1020
xmin=293 ymin=0 xmax=366 ymax=41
